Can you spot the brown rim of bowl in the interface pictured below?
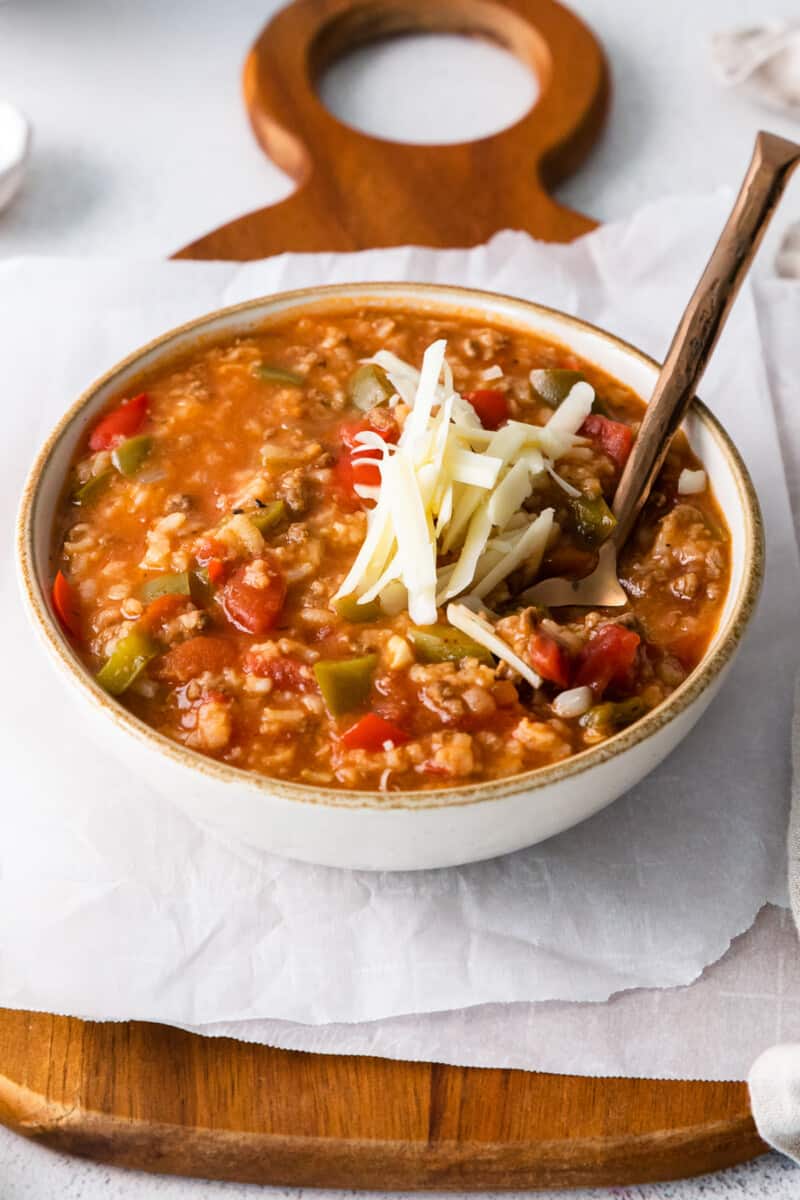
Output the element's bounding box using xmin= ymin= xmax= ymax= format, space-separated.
xmin=16 ymin=283 xmax=765 ymax=812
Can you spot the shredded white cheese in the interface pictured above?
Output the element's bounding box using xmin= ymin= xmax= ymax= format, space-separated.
xmin=487 ymin=459 xmax=534 ymax=528
xmin=446 ymin=604 xmax=542 ymax=688
xmin=472 ymin=508 xmax=554 ymax=600
xmin=678 ymin=467 xmax=707 ymax=495
xmin=545 ymin=381 xmax=595 ymax=435
xmin=333 ymin=341 xmax=595 ymax=629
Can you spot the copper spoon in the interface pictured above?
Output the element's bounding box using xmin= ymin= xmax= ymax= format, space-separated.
xmin=523 ymin=130 xmax=800 ymax=608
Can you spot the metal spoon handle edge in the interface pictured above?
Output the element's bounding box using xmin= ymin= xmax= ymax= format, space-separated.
xmin=611 ymin=130 xmax=800 ymax=548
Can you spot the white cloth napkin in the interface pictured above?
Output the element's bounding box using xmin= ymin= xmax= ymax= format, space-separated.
xmin=748 ymin=278 xmax=800 ymax=1156
xmin=711 ymin=23 xmax=800 ymax=116
xmin=710 ymin=22 xmax=800 ymax=284
xmin=1 ymin=193 xmax=798 ymax=1081
xmin=749 ymin=679 xmax=800 ymax=1158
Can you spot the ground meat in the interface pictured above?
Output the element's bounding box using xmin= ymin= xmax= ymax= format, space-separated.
xmin=511 ymin=718 xmax=571 ymax=762
xmin=652 ymin=505 xmax=718 ymax=569
xmin=165 ymin=493 xmax=195 ymax=513
xmin=278 ymin=467 xmax=312 ymax=516
xmin=427 ymin=732 xmax=475 ymax=777
xmin=410 ymin=660 xmax=498 ymax=727
xmin=364 ymin=405 xmax=399 ymax=439
xmin=185 ymin=693 xmax=233 ymax=753
xmin=495 ymin=607 xmax=538 ymax=655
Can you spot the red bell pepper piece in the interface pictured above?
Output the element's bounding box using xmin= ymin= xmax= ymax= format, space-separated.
xmin=88 ymin=393 xmax=149 ymax=452
xmin=574 ymin=624 xmax=640 ymax=697
xmin=463 ymin=389 xmax=510 ymax=431
xmin=52 ymin=570 xmax=81 ymax=638
xmin=206 ymin=559 xmax=226 ymax=586
xmin=528 ymin=632 xmax=571 ymax=689
xmin=195 ymin=539 xmax=229 ymax=586
xmin=579 ymin=414 xmax=634 ymax=471
xmin=340 ymin=712 xmax=409 ymax=751
xmin=335 ymin=417 xmax=399 ymax=502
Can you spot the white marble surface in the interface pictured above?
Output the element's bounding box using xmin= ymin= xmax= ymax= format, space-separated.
xmin=2 ymin=0 xmax=800 ymax=1194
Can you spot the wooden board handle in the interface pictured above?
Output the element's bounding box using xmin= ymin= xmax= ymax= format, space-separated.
xmin=177 ymin=0 xmax=608 ymax=259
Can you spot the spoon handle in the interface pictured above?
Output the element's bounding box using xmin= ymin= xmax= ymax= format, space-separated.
xmin=612 ymin=131 xmax=800 ymax=547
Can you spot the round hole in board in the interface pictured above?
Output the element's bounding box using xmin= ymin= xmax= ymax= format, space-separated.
xmin=317 ymin=32 xmax=538 ymax=145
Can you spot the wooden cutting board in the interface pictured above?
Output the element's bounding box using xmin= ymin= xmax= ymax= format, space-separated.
xmin=0 ymin=0 xmax=766 ymax=1188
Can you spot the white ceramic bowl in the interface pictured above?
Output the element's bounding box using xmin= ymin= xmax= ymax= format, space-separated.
xmin=16 ymin=285 xmax=764 ymax=871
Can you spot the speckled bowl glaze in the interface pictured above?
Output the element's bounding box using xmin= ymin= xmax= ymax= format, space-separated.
xmin=16 ymin=284 xmax=764 ymax=871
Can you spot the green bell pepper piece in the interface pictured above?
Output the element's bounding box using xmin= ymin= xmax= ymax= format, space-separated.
xmin=112 ymin=434 xmax=152 ymax=477
xmin=347 ymin=364 xmax=392 ymax=410
xmin=248 ymin=500 xmax=286 ymax=534
xmin=582 ymin=697 xmax=648 ymax=732
xmin=530 ymin=368 xmax=586 ymax=407
xmin=190 ymin=567 xmax=216 ymax=605
xmin=140 ymin=570 xmax=213 ymax=605
xmin=334 ymin=594 xmax=383 ymax=623
xmin=569 ymin=495 xmax=617 ymax=549
xmin=313 ymin=655 xmax=377 ymax=716
xmin=140 ymin=571 xmax=192 ymax=603
xmin=72 ymin=469 xmax=113 ymax=507
xmin=254 ymin=363 xmax=304 ymax=387
xmin=409 ymin=625 xmax=493 ymax=665
xmin=96 ymin=631 xmax=158 ymax=695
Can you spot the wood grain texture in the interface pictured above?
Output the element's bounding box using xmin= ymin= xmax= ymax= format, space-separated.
xmin=0 ymin=1012 xmax=765 ymax=1188
xmin=0 ymin=0 xmax=767 ymax=1188
xmin=176 ymin=0 xmax=609 ymax=259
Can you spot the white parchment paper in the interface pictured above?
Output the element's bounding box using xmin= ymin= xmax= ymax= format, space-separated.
xmin=1 ymin=193 xmax=797 ymax=1078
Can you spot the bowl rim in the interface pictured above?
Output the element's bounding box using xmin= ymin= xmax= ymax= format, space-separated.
xmin=16 ymin=281 xmax=765 ymax=812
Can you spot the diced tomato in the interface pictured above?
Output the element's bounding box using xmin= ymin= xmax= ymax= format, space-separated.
xmin=195 ymin=537 xmax=228 ymax=567
xmin=463 ymin=389 xmax=509 ymax=431
xmin=206 ymin=559 xmax=226 ymax=586
xmin=52 ymin=570 xmax=81 ymax=638
xmin=139 ymin=593 xmax=190 ymax=634
xmin=221 ymin=555 xmax=286 ymax=634
xmin=88 ymin=393 xmax=149 ymax=452
xmin=579 ymin=414 xmax=634 ymax=471
xmin=340 ymin=713 xmax=409 ymax=752
xmin=574 ymin=624 xmax=641 ymax=697
xmin=528 ymin=632 xmax=571 ymax=688
xmin=243 ymin=651 xmax=314 ymax=692
xmin=151 ymin=636 xmax=236 ymax=684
